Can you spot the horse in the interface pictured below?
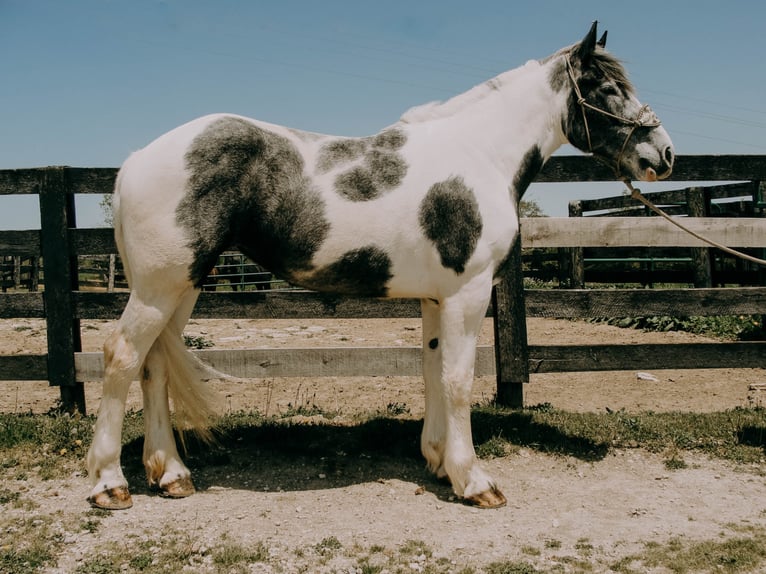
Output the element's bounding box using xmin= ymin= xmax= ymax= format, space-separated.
xmin=87 ymin=22 xmax=674 ymax=510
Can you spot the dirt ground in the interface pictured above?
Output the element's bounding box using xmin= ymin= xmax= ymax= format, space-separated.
xmin=2 ymin=317 xmax=766 ymax=572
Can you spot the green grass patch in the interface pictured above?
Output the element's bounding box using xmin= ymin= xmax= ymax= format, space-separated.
xmin=611 ymin=529 xmax=766 ymax=573
xmin=589 ymin=314 xmax=765 ymax=341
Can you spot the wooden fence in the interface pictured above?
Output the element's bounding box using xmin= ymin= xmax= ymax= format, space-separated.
xmin=564 ymin=181 xmax=766 ymax=287
xmin=1 ymin=156 xmax=766 ymax=414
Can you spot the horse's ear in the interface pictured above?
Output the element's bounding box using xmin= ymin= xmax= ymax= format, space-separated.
xmin=597 ymin=30 xmax=607 ymax=49
xmin=573 ymin=21 xmax=599 ymax=64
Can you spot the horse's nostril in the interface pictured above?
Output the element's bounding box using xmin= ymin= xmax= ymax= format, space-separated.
xmin=664 ymin=146 xmax=674 ymax=166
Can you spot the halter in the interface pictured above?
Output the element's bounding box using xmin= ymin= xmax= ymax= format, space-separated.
xmin=565 ymin=55 xmax=661 ymax=179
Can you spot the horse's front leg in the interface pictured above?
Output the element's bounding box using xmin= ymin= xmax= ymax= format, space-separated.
xmin=420 ymin=298 xmax=447 ymax=478
xmin=436 ymin=275 xmax=507 ymax=508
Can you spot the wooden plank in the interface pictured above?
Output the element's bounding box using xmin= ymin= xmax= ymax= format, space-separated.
xmin=0 ymin=230 xmax=41 ymax=256
xmin=74 ymin=340 xmax=766 ymax=380
xmin=1 ymin=157 xmax=765 ymax=196
xmin=578 ymin=181 xmax=757 ymax=213
xmin=0 ymin=168 xmax=44 ymax=195
xmin=521 ymin=217 xmax=766 ymax=248
xmin=525 ymin=287 xmax=766 ymax=318
xmin=74 ymin=345 xmax=498 ymax=380
xmin=528 ymin=342 xmax=766 ymax=372
xmin=0 ymin=293 xmax=45 ymax=318
xmin=0 ymin=354 xmax=48 ymax=380
xmin=538 ymin=155 xmax=766 ymax=183
xmin=73 ymin=291 xmax=427 ymax=320
xmin=65 ymin=168 xmax=118 ymax=194
xmin=71 ymin=228 xmax=117 ymax=255
xmin=74 ymin=286 xmax=766 ymax=322
xmin=195 ymin=291 xmax=424 ymax=320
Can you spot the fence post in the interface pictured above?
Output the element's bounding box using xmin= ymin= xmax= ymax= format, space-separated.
xmin=492 ymin=235 xmax=528 ymax=408
xmin=567 ymin=200 xmax=585 ymax=288
xmin=39 ymin=167 xmax=85 ymax=414
xmin=686 ymin=186 xmax=712 ymax=288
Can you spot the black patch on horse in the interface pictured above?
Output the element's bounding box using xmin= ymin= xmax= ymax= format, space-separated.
xmin=320 ymin=128 xmax=408 ymax=202
xmin=179 ymin=117 xmax=330 ymax=286
xmin=372 ymin=128 xmax=407 ymax=150
xmin=316 ymin=139 xmax=368 ymax=173
xmin=512 ymin=146 xmax=544 ymax=201
xmin=301 ymin=246 xmax=393 ymax=297
xmin=419 ymin=176 xmax=483 ymax=274
xmin=494 ymin=146 xmax=544 ymax=280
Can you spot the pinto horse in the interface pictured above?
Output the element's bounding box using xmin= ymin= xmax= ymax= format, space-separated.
xmin=87 ymin=22 xmax=673 ymax=510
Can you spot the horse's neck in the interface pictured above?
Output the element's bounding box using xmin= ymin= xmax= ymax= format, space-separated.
xmin=404 ymin=58 xmax=568 ymax=176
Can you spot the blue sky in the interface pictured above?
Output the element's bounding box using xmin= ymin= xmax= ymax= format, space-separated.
xmin=2 ymin=1 xmax=765 ymax=228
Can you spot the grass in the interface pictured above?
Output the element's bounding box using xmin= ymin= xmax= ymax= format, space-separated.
xmin=611 ymin=532 xmax=766 ymax=573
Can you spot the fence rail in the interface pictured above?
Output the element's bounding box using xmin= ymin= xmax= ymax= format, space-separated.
xmin=1 ymin=156 xmax=766 ymax=413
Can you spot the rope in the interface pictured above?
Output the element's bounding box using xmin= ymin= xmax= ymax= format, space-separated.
xmin=622 ymin=179 xmax=766 ymax=267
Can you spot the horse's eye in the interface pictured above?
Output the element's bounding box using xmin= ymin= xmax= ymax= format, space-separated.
xmin=600 ymin=84 xmax=619 ymax=97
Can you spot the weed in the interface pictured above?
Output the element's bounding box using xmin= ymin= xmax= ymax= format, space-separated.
xmin=520 ymin=545 xmax=541 ymax=556
xmin=183 ymin=333 xmax=214 ymax=349
xmin=575 ymin=538 xmax=595 ymax=556
xmin=544 ymin=539 xmax=562 ymax=550
xmin=398 ymin=539 xmax=432 ymax=558
xmin=0 ymin=487 xmax=19 ymax=505
xmin=314 ymin=536 xmax=343 ymax=556
xmin=212 ymin=540 xmax=269 ymax=568
xmin=386 ymin=401 xmax=410 ymax=416
xmin=484 ymin=560 xmax=541 ymax=574
xmin=476 ymin=436 xmax=508 ymax=459
xmin=74 ymin=555 xmax=117 ymax=574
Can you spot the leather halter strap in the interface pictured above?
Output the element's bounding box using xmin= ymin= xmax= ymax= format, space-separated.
xmin=566 ymin=55 xmax=661 ymax=178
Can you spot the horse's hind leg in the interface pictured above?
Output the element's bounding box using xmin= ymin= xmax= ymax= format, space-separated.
xmin=141 ymin=288 xmax=201 ymax=498
xmin=87 ymin=291 xmax=182 ymax=509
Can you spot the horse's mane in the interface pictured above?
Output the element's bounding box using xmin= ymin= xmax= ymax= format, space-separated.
xmin=590 ymin=48 xmax=636 ymax=95
xmin=399 ymin=47 xmax=635 ymax=125
xmin=400 ymin=60 xmax=539 ymax=124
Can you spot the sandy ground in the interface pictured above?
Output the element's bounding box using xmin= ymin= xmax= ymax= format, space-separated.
xmin=2 ymin=317 xmax=766 ymax=572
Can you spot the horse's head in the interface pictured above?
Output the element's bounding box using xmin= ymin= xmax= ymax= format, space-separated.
xmin=560 ymin=22 xmax=674 ymax=182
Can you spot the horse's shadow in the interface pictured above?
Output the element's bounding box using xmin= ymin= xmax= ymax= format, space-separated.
xmin=121 ymin=411 xmax=610 ymax=499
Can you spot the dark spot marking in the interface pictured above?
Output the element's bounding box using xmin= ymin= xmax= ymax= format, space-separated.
xmin=367 ymin=150 xmax=408 ymax=188
xmin=179 ymin=116 xmax=330 ymax=286
xmin=419 ymin=176 xmax=482 ymax=274
xmin=511 ymin=146 xmax=544 ymax=202
xmin=317 ymin=139 xmax=368 ymax=173
xmin=372 ymin=128 xmax=407 ymax=150
xmin=335 ymin=167 xmax=378 ymax=201
xmin=329 ymin=129 xmax=409 ymax=202
xmin=428 ymin=338 xmax=439 ymax=350
xmin=300 ymin=246 xmax=392 ymax=297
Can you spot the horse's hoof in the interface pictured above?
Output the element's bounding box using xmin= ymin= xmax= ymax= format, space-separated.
xmin=159 ymin=476 xmax=195 ymax=499
xmin=464 ymin=485 xmax=507 ymax=509
xmin=87 ymin=486 xmax=133 ymax=510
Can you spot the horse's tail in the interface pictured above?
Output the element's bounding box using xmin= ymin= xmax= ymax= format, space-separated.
xmin=156 ymin=327 xmax=220 ymax=445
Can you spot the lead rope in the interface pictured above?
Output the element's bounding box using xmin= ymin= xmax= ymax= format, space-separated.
xmin=622 ymin=179 xmax=766 ymax=267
